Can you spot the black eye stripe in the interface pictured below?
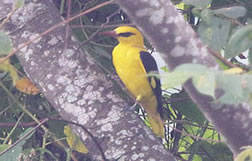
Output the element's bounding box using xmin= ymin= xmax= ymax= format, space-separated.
xmin=118 ymin=32 xmax=135 ymax=37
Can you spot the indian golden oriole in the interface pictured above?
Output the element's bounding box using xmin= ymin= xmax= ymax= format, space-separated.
xmin=102 ymin=26 xmax=164 ymax=138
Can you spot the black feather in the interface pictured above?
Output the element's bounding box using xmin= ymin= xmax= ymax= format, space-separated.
xmin=140 ymin=51 xmax=163 ymax=118
xmin=118 ymin=32 xmax=135 ymax=37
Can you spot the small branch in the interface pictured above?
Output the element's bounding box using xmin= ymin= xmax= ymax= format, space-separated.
xmin=208 ymin=48 xmax=251 ymax=71
xmin=0 ymin=7 xmax=17 ymax=29
xmin=207 ymin=48 xmax=237 ymax=68
xmin=0 ymin=119 xmax=47 ymax=127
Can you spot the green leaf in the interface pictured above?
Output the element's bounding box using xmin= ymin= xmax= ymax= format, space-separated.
xmin=192 ymin=72 xmax=215 ymax=97
xmin=0 ymin=144 xmax=9 ymax=152
xmin=161 ymin=64 xmax=200 ymax=89
xmin=213 ymin=6 xmax=246 ymax=19
xmin=225 ymin=25 xmax=252 ymax=59
xmin=0 ymin=142 xmax=22 ymax=161
xmin=176 ymin=64 xmax=215 ymax=97
xmin=14 ymin=0 xmax=24 ymax=9
xmin=0 ymin=31 xmax=12 ymax=56
xmin=171 ymin=90 xmax=206 ymax=124
xmin=198 ymin=15 xmax=231 ymax=51
xmin=64 ymin=125 xmax=88 ymax=154
xmin=215 ymin=73 xmax=244 ymax=104
xmin=183 ymin=0 xmax=211 ymax=8
xmin=161 ymin=70 xmax=192 ymax=89
xmin=0 ymin=60 xmax=19 ymax=85
xmin=200 ymin=9 xmax=214 ymax=24
xmin=214 ymin=71 xmax=252 ymax=104
xmin=162 ymin=64 xmax=215 ymax=97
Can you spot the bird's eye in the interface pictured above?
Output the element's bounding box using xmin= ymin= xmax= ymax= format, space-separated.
xmin=118 ymin=32 xmax=135 ymax=37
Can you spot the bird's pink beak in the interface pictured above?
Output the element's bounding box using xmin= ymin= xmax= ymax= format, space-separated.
xmin=100 ymin=31 xmax=118 ymax=37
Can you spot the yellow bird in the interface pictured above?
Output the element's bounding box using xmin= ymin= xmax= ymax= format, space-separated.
xmin=102 ymin=26 xmax=164 ymax=138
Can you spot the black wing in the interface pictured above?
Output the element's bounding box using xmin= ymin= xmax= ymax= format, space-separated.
xmin=140 ymin=51 xmax=163 ymax=118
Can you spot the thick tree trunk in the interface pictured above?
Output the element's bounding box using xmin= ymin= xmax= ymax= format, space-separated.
xmin=0 ymin=0 xmax=176 ymax=160
xmin=116 ymin=0 xmax=252 ymax=156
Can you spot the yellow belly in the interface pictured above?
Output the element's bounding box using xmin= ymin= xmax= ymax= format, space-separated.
xmin=112 ymin=45 xmax=153 ymax=101
xmin=112 ymin=44 xmax=164 ymax=138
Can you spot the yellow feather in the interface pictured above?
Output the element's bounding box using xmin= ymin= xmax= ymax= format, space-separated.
xmin=108 ymin=26 xmax=164 ymax=138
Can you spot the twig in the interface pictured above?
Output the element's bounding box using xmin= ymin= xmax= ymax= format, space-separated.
xmin=0 ymin=7 xmax=17 ymax=29
xmin=208 ymin=48 xmax=251 ymax=71
xmin=80 ymin=8 xmax=121 ymax=46
xmin=207 ymin=48 xmax=237 ymax=68
xmin=0 ymin=119 xmax=49 ymax=127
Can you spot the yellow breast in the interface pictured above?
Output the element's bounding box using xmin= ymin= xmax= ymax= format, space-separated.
xmin=112 ymin=44 xmax=153 ymax=101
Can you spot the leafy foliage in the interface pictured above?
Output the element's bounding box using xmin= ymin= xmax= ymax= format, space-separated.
xmin=198 ymin=10 xmax=231 ymax=51
xmin=225 ymin=25 xmax=252 ymax=59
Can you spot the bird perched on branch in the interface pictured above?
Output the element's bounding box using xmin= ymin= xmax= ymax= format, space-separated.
xmin=101 ymin=26 xmax=164 ymax=138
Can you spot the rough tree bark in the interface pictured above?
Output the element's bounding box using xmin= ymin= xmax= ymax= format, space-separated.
xmin=0 ymin=0 xmax=177 ymax=160
xmin=116 ymin=0 xmax=252 ymax=157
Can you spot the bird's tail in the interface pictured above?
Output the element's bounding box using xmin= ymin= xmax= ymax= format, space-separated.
xmin=141 ymin=96 xmax=164 ymax=138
